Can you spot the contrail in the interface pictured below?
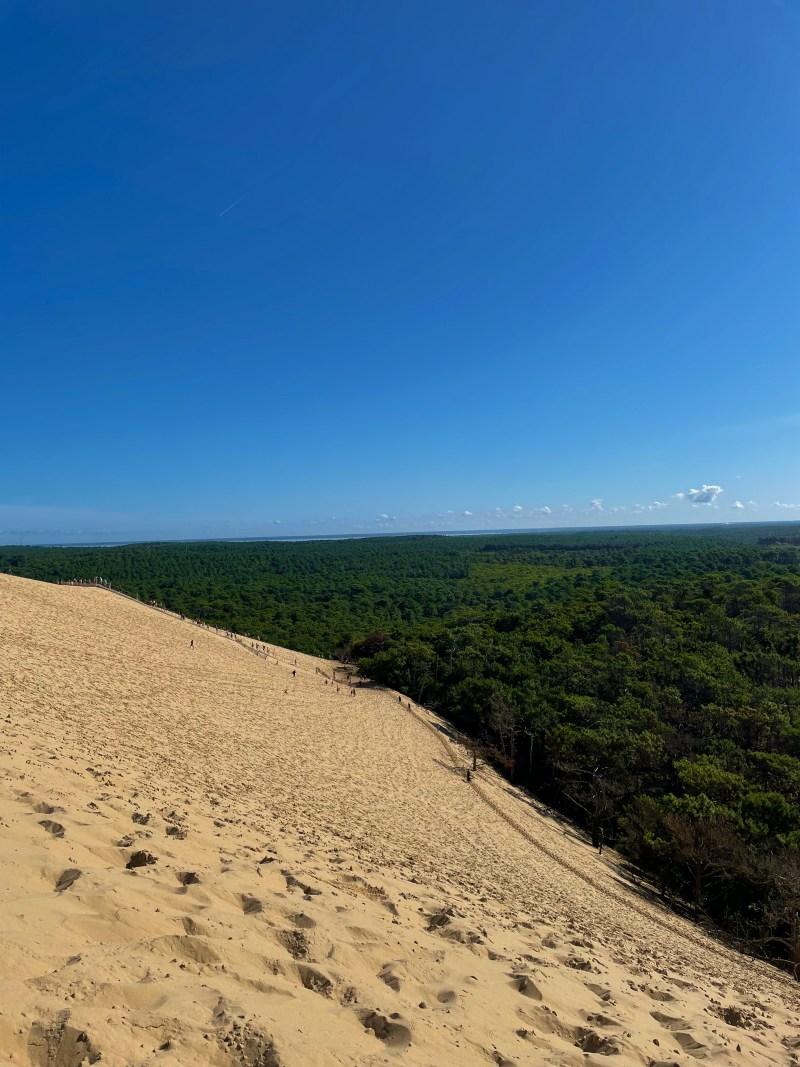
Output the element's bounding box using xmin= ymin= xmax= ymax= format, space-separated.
xmin=218 ymin=197 xmax=243 ymax=217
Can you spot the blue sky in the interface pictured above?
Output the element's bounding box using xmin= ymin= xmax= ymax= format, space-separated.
xmin=2 ymin=1 xmax=799 ymax=543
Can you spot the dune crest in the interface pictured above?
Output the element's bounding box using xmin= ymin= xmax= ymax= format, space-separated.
xmin=1 ymin=573 xmax=798 ymax=1065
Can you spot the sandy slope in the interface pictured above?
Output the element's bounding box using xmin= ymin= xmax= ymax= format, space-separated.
xmin=1 ymin=574 xmax=799 ymax=1067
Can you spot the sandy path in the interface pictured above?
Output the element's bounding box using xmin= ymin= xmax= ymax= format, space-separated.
xmin=1 ymin=574 xmax=798 ymax=1066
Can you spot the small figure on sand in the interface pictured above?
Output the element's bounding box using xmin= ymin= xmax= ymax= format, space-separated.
xmin=190 ymin=639 xmax=194 ymax=648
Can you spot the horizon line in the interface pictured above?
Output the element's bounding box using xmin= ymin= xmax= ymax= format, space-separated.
xmin=3 ymin=516 xmax=800 ymax=550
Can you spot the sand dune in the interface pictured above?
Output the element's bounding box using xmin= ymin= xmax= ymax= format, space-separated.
xmin=1 ymin=573 xmax=799 ymax=1066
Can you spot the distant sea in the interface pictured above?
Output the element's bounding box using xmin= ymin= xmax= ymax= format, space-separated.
xmin=28 ymin=518 xmax=796 ymax=549
xmin=45 ymin=528 xmax=559 ymax=547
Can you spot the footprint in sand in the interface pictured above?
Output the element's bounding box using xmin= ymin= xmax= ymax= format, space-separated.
xmin=674 ymin=1031 xmax=708 ymax=1058
xmin=511 ymin=973 xmax=542 ymax=1000
xmin=646 ymin=987 xmax=676 ymax=1003
xmin=154 ymin=934 xmax=220 ymax=966
xmin=215 ymin=1020 xmax=281 ymax=1067
xmin=359 ymin=1010 xmax=412 ymax=1050
xmin=586 ymin=982 xmax=615 ymax=1004
xmin=125 ymin=849 xmax=156 ymax=869
xmin=650 ymin=1011 xmax=690 ymax=1031
xmin=283 ymin=871 xmax=322 ymax=897
xmin=585 ymin=1012 xmax=617 ymax=1028
xmin=39 ymin=819 xmax=65 ymax=838
xmin=289 ymin=911 xmax=316 ymax=929
xmin=379 ymin=964 xmax=401 ymax=991
xmin=564 ymin=954 xmax=596 ymax=972
xmin=27 ymin=1013 xmax=99 ymax=1067
xmin=516 ymin=1005 xmax=575 ymax=1044
xmin=277 ymin=929 xmax=309 ymax=959
xmin=576 ymin=1028 xmax=620 ymax=1055
xmin=55 ymin=869 xmax=81 ymax=892
xmin=670 ymin=976 xmax=698 ymax=991
xmin=296 ymin=964 xmax=333 ymax=997
xmin=181 ymin=916 xmax=209 ymax=936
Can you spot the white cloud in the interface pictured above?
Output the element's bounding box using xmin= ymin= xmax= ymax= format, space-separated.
xmin=747 ymin=500 xmax=758 ymax=508
xmin=649 ymin=500 xmax=667 ymax=510
xmin=377 ymin=513 xmax=397 ymax=523
xmin=688 ymin=484 xmax=723 ymax=506
xmin=561 ymin=504 xmax=572 ymax=512
xmin=462 ymin=510 xmax=473 ymax=517
xmin=672 ymin=492 xmax=686 ymax=500
xmin=731 ymin=500 xmax=744 ymax=510
xmin=632 ymin=503 xmax=646 ymax=513
xmin=538 ymin=505 xmax=552 ymax=515
xmin=512 ymin=504 xmax=524 ymax=513
xmin=775 ymin=501 xmax=800 ymax=510
xmin=590 ymin=498 xmax=603 ymax=512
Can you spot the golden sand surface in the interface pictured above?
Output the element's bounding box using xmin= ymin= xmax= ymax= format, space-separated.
xmin=1 ymin=573 xmax=798 ymax=1066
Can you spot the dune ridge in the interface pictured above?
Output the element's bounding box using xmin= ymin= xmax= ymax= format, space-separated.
xmin=1 ymin=573 xmax=799 ymax=1066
